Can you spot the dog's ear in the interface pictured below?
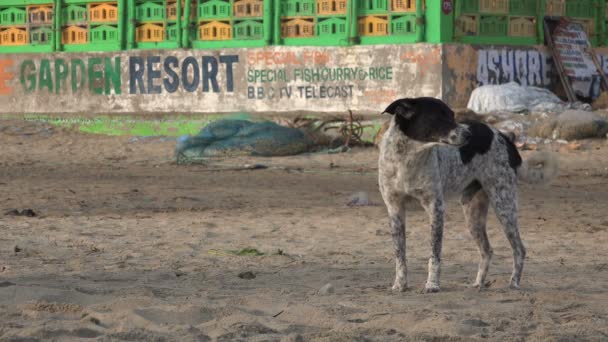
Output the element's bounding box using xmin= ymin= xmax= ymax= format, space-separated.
xmin=383 ymin=99 xmax=415 ymax=119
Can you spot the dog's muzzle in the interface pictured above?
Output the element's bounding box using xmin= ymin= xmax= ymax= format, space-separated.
xmin=442 ymin=125 xmax=471 ymax=146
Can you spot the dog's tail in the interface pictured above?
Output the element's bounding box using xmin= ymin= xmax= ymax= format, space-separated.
xmin=517 ymin=151 xmax=559 ymax=184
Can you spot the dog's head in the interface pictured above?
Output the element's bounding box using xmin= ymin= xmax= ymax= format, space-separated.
xmin=383 ymin=97 xmax=471 ymax=146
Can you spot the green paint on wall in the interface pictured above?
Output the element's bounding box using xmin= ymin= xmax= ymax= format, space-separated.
xmin=55 ymin=59 xmax=69 ymax=94
xmin=71 ymin=59 xmax=86 ymax=92
xmin=38 ymin=59 xmax=53 ymax=92
xmin=104 ymin=57 xmax=122 ymax=95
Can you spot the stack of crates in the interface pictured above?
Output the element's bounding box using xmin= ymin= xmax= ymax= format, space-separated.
xmin=455 ymin=0 xmax=539 ymax=43
xmin=279 ymin=0 xmax=348 ymax=45
xmin=133 ymin=0 xmax=181 ymax=48
xmin=192 ymin=0 xmax=268 ymax=48
xmin=61 ymin=0 xmax=122 ymax=51
xmin=357 ymin=0 xmax=418 ymax=44
xmin=0 ymin=0 xmax=54 ymax=52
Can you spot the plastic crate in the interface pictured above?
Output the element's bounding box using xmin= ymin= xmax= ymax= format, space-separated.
xmin=358 ymin=0 xmax=389 ymax=15
xmin=358 ymin=15 xmax=389 ymax=36
xmin=63 ymin=4 xmax=87 ymax=24
xmin=479 ymin=15 xmax=507 ymax=36
xmin=545 ymin=0 xmax=565 ymax=17
xmin=459 ymin=0 xmax=479 ymax=14
xmin=455 ymin=14 xmax=478 ymax=36
xmin=316 ymin=16 xmax=346 ymax=35
xmin=392 ymin=0 xmax=416 ymax=13
xmin=233 ymin=19 xmax=263 ymax=38
xmin=166 ymin=23 xmax=178 ymax=39
xmin=0 ymin=26 xmax=28 ymax=45
xmin=28 ymin=5 xmax=54 ymax=25
xmin=0 ymin=7 xmax=27 ymax=25
xmin=233 ymin=0 xmax=263 ymax=17
xmin=88 ymin=2 xmax=118 ymax=23
xmin=509 ymin=16 xmax=536 ymax=37
xmin=198 ymin=20 xmax=232 ymax=40
xmin=479 ymin=0 xmax=508 ymax=14
xmin=280 ymin=17 xmax=314 ymax=37
xmin=316 ymin=0 xmax=347 ymax=15
xmin=509 ymin=0 xmax=536 ymax=16
xmin=198 ymin=0 xmax=232 ymax=19
xmin=29 ymin=26 xmax=53 ymax=45
xmin=135 ymin=1 xmax=165 ymax=21
xmin=280 ymin=0 xmax=315 ymax=17
xmin=136 ymin=22 xmax=164 ymax=42
xmin=565 ymin=0 xmax=594 ymax=19
xmin=61 ymin=25 xmax=88 ymax=44
xmin=391 ymin=14 xmax=416 ymax=35
xmin=90 ymin=24 xmax=119 ymax=42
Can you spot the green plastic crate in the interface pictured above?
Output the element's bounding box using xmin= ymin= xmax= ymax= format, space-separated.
xmin=233 ymin=18 xmax=263 ymax=39
xmin=509 ymin=0 xmax=537 ymax=16
xmin=280 ymin=0 xmax=315 ymax=17
xmin=565 ymin=0 xmax=595 ymax=18
xmin=0 ymin=7 xmax=27 ymax=25
xmin=479 ymin=15 xmax=507 ymax=36
xmin=459 ymin=0 xmax=479 ymax=14
xmin=198 ymin=0 xmax=231 ymax=19
xmin=391 ymin=14 xmax=416 ymax=35
xmin=316 ymin=16 xmax=347 ymax=36
xmin=358 ymin=0 xmax=389 ymax=16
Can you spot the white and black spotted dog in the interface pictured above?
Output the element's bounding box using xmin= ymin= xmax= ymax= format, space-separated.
xmin=378 ymin=97 xmax=557 ymax=293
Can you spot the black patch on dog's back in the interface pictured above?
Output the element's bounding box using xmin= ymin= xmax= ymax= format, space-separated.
xmin=499 ymin=132 xmax=523 ymax=170
xmin=458 ymin=121 xmax=494 ymax=164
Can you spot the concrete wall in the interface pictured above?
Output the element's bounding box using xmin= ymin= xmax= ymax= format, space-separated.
xmin=443 ymin=44 xmax=608 ymax=108
xmin=0 ymin=45 xmax=443 ymax=116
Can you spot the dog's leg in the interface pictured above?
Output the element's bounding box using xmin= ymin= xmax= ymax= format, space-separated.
xmin=421 ymin=197 xmax=445 ymax=293
xmin=384 ymin=194 xmax=407 ymax=292
xmin=485 ymin=181 xmax=526 ymax=289
xmin=461 ymin=185 xmax=492 ymax=289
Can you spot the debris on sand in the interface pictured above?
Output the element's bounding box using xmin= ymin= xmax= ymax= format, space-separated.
xmin=528 ymin=110 xmax=608 ymax=140
xmin=238 ymin=271 xmax=256 ymax=280
xmin=347 ymin=192 xmax=378 ymax=207
xmin=318 ymin=283 xmax=335 ymax=295
xmin=5 ymin=209 xmax=37 ymax=217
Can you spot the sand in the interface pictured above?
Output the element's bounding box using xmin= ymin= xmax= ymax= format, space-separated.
xmin=0 ymin=119 xmax=607 ymax=341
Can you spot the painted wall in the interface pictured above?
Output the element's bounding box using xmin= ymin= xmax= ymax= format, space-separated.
xmin=443 ymin=44 xmax=608 ymax=108
xmin=0 ymin=45 xmax=443 ymax=115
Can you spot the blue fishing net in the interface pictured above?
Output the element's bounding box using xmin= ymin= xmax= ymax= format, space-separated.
xmin=175 ymin=120 xmax=314 ymax=164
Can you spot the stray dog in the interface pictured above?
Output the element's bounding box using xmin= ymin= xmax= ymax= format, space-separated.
xmin=378 ymin=97 xmax=557 ymax=293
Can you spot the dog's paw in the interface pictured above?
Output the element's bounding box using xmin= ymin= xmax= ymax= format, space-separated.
xmin=391 ymin=282 xmax=408 ymax=292
xmin=467 ymin=280 xmax=493 ymax=291
xmin=423 ymin=282 xmax=441 ymax=293
xmin=508 ymin=281 xmax=521 ymax=290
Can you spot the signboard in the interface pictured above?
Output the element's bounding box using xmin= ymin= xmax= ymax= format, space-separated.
xmin=551 ymin=19 xmax=600 ymax=98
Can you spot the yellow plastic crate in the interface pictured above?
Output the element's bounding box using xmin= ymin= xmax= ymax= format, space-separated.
xmin=545 ymin=0 xmax=565 ymax=17
xmin=509 ymin=16 xmax=536 ymax=37
xmin=455 ymin=14 xmax=478 ymax=36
